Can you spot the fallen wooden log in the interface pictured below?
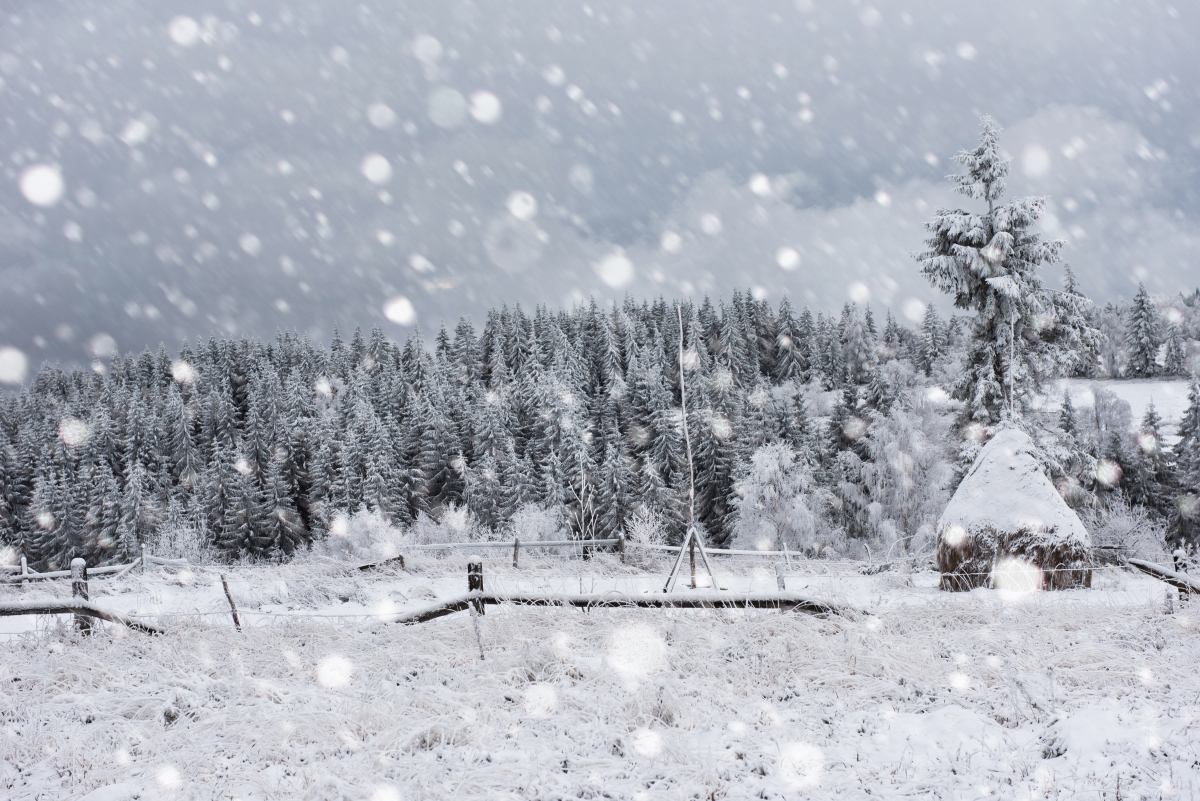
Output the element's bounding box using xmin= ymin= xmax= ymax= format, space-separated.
xmin=483 ymin=590 xmax=848 ymax=616
xmin=1128 ymin=558 xmax=1200 ymax=594
xmin=391 ymin=590 xmax=850 ymax=624
xmin=392 ymin=595 xmax=474 ymax=625
xmin=357 ymin=554 xmax=405 ymax=572
xmin=0 ymin=599 xmax=164 ymax=634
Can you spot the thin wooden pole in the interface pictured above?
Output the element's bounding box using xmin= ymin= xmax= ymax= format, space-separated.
xmin=141 ymin=544 xmax=147 ymax=575
xmin=20 ymin=556 xmax=27 ymax=577
xmin=662 ymin=528 xmax=690 ymax=593
xmin=618 ymin=532 xmax=626 ymax=565
xmin=513 ymin=537 xmax=520 ymax=569
xmin=71 ymin=558 xmax=91 ymax=635
xmin=690 ymin=534 xmax=697 ymax=589
xmin=220 ymin=574 xmax=242 ymax=632
xmin=775 ymin=563 xmax=786 ymax=591
xmin=677 ymin=305 xmax=697 ymax=540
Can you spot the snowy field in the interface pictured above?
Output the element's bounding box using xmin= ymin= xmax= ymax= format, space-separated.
xmin=2 ymin=554 xmax=1198 ymax=800
xmin=1050 ymin=378 xmax=1194 ymax=441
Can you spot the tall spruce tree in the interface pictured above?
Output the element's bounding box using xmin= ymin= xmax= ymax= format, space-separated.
xmin=1125 ymin=283 xmax=1162 ymax=378
xmin=915 ymin=116 xmax=1064 ymax=426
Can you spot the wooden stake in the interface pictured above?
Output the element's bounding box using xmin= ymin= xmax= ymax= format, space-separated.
xmin=513 ymin=537 xmax=520 ymax=569
xmin=618 ymin=533 xmax=626 ymax=565
xmin=775 ymin=563 xmax=786 ymax=591
xmin=467 ymin=558 xmax=484 ymax=615
xmin=220 ymin=574 xmax=242 ymax=632
xmin=141 ymin=544 xmax=147 ymax=575
xmin=71 ymin=559 xmax=91 ymax=635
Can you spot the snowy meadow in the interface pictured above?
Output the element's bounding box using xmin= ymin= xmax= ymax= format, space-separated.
xmin=2 ymin=553 xmax=1198 ymax=800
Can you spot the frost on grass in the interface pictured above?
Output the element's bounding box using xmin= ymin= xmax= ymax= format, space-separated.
xmin=2 ymin=574 xmax=1198 ymax=800
xmin=938 ymin=428 xmax=1092 ymax=591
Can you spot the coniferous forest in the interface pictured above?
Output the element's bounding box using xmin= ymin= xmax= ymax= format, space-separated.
xmin=1 ymin=287 xmax=1199 ymax=571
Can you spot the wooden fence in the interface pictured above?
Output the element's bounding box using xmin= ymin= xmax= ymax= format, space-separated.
xmin=1 ymin=546 xmax=188 ymax=584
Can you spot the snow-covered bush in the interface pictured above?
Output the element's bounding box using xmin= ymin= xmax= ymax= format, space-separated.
xmin=1079 ymin=500 xmax=1168 ymax=563
xmin=731 ymin=443 xmax=819 ymax=553
xmin=406 ymin=504 xmax=479 ymax=545
xmin=312 ymin=509 xmax=404 ymax=562
xmin=626 ymin=507 xmax=667 ymax=547
xmin=507 ymin=502 xmax=570 ymax=542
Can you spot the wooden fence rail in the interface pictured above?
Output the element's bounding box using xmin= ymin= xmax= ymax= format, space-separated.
xmin=0 ymin=599 xmax=164 ymax=634
xmin=404 ymin=539 xmax=619 ymax=551
xmin=1 ymin=552 xmax=188 ymax=584
xmin=1128 ymin=558 xmax=1200 ymax=594
xmin=391 ymin=558 xmax=851 ymax=625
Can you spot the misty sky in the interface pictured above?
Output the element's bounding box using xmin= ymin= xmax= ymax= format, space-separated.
xmin=1 ymin=0 xmax=1197 ymax=375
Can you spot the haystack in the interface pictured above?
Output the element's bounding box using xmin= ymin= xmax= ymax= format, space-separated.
xmin=937 ymin=428 xmax=1092 ymax=591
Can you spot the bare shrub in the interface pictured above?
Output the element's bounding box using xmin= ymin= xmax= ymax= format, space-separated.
xmin=1080 ymin=500 xmax=1169 ymax=564
xmin=151 ymin=515 xmax=214 ymax=564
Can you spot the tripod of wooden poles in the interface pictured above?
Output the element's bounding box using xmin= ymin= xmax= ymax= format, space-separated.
xmin=663 ymin=302 xmax=721 ymax=594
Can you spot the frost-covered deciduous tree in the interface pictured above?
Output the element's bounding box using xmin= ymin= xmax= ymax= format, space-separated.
xmin=861 ymin=398 xmax=953 ymax=554
xmin=1125 ymin=283 xmax=1162 ymax=378
xmin=731 ymin=443 xmax=817 ymax=552
xmin=915 ymin=116 xmax=1064 ymax=426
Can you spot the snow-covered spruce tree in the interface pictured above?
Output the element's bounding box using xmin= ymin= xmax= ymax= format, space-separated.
xmin=1058 ymin=391 xmax=1076 ymax=437
xmin=918 ymin=304 xmax=946 ymax=376
xmin=1125 ymin=402 xmax=1173 ymax=519
xmin=915 ymin=116 xmax=1064 ymax=426
xmin=1173 ymin=380 xmax=1200 ymax=545
xmin=1044 ymin=266 xmax=1103 ymax=378
xmin=1125 ymin=283 xmax=1162 ymax=378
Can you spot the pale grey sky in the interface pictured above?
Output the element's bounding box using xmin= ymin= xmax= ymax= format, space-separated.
xmin=1 ymin=0 xmax=1197 ymax=370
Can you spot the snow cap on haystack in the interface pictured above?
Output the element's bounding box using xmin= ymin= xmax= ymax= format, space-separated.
xmin=937 ymin=428 xmax=1091 ymax=592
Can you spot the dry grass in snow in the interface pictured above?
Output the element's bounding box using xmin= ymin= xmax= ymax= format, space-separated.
xmin=1 ymin=558 xmax=1199 ymax=800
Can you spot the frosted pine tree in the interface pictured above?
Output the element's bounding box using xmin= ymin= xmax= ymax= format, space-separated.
xmin=1163 ymin=322 xmax=1187 ymax=377
xmin=1058 ymin=391 xmax=1077 ymax=437
xmin=915 ymin=116 xmax=1063 ymax=426
xmin=1043 ymin=266 xmax=1102 ymax=378
xmin=1125 ymin=283 xmax=1162 ymax=378
xmin=919 ymin=304 xmax=946 ymax=376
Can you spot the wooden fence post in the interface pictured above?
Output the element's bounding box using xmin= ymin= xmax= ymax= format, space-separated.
xmin=467 ymin=557 xmax=484 ymax=615
xmin=618 ymin=533 xmax=626 ymax=565
xmin=220 ymin=574 xmax=242 ymax=632
xmin=513 ymin=538 xmax=520 ymax=569
xmin=71 ymin=558 xmax=92 ymax=635
xmin=775 ymin=562 xmax=786 ymax=591
xmin=20 ymin=556 xmax=27 ymax=579
xmin=141 ymin=544 xmax=147 ymax=575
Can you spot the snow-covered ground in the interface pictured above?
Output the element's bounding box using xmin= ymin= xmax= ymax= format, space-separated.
xmin=2 ymin=553 xmax=1198 ymax=800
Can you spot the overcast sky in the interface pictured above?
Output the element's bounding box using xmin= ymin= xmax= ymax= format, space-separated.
xmin=1 ymin=0 xmax=1197 ymax=374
